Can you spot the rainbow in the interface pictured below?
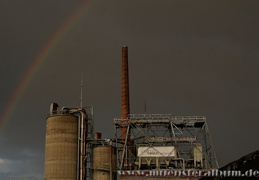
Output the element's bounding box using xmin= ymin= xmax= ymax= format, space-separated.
xmin=0 ymin=0 xmax=96 ymax=135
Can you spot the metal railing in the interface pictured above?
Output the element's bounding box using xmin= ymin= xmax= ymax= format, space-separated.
xmin=114 ymin=114 xmax=206 ymax=125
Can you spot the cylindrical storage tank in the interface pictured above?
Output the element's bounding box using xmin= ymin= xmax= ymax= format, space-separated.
xmin=93 ymin=145 xmax=117 ymax=180
xmin=44 ymin=115 xmax=78 ymax=180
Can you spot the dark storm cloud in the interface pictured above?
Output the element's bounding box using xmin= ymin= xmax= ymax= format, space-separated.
xmin=0 ymin=0 xmax=258 ymax=178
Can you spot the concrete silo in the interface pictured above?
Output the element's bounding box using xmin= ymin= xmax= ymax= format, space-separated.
xmin=44 ymin=114 xmax=79 ymax=180
xmin=92 ymin=145 xmax=117 ymax=180
xmin=44 ymin=104 xmax=93 ymax=180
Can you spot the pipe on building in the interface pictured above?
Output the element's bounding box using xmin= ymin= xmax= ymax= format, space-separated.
xmin=110 ymin=145 xmax=112 ymax=180
xmin=79 ymin=110 xmax=86 ymax=180
xmin=63 ymin=108 xmax=87 ymax=180
xmin=77 ymin=113 xmax=80 ymax=180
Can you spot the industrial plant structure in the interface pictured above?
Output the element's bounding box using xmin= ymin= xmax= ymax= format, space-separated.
xmin=44 ymin=46 xmax=218 ymax=180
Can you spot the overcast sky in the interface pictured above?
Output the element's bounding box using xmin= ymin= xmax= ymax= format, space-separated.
xmin=0 ymin=0 xmax=259 ymax=179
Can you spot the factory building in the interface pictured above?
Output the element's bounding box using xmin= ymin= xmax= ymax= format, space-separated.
xmin=44 ymin=47 xmax=218 ymax=180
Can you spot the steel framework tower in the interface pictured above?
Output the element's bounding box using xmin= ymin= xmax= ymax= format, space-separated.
xmin=114 ymin=114 xmax=218 ymax=178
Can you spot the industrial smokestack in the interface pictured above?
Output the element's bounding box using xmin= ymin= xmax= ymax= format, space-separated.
xmin=122 ymin=46 xmax=130 ymax=119
xmin=121 ymin=46 xmax=130 ymax=140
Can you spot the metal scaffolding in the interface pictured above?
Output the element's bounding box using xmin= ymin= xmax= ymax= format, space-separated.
xmin=114 ymin=114 xmax=218 ymax=172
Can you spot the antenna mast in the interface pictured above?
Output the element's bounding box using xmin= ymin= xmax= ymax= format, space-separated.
xmin=144 ymin=100 xmax=147 ymax=113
